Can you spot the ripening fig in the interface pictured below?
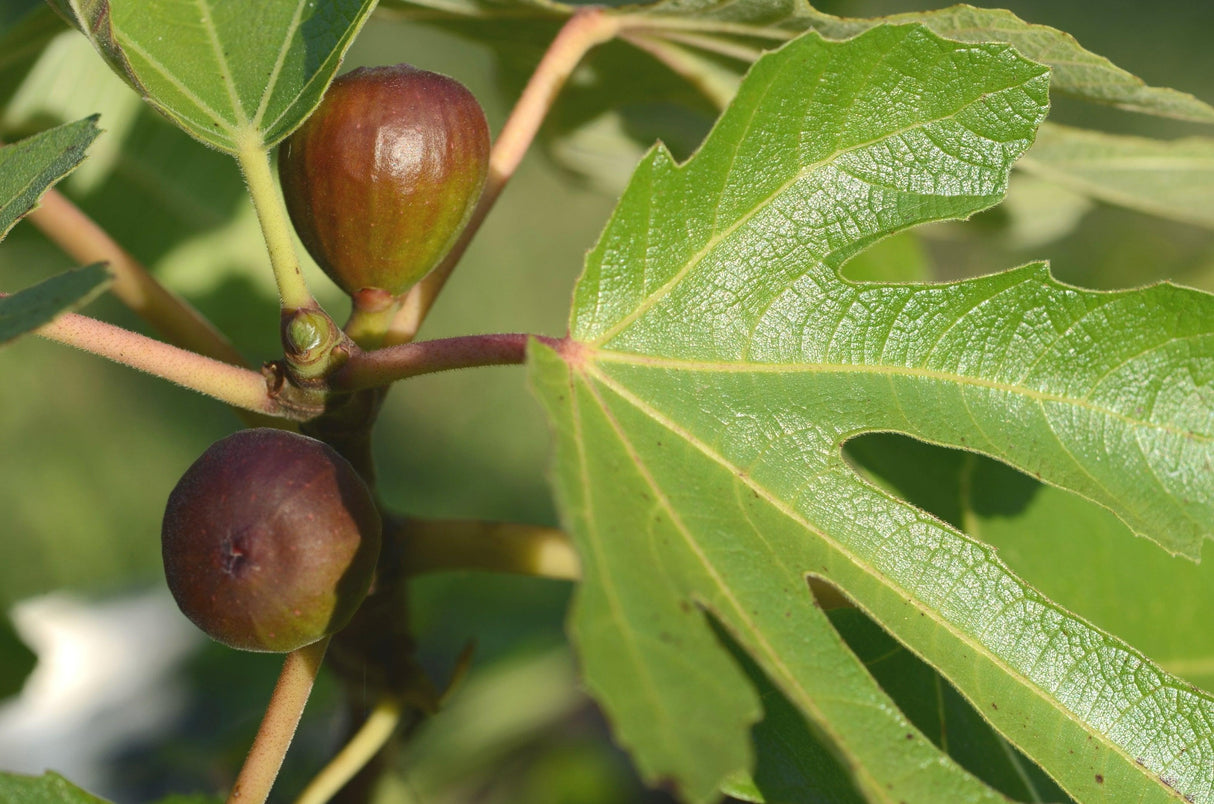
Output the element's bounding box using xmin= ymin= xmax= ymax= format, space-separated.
xmin=162 ymin=428 xmax=381 ymax=653
xmin=278 ymin=63 xmax=490 ymax=296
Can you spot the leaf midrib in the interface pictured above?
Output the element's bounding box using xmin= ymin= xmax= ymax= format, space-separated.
xmin=581 ymin=359 xmax=1191 ymax=802
xmin=589 ymin=348 xmax=1213 ymax=444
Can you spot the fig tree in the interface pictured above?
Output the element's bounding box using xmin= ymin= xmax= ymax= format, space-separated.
xmin=278 ymin=63 xmax=490 ymax=296
xmin=162 ymin=428 xmax=381 ymax=653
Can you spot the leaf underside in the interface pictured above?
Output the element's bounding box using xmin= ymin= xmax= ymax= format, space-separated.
xmin=531 ymin=24 xmax=1214 ymax=804
xmin=49 ymin=0 xmax=379 ymax=151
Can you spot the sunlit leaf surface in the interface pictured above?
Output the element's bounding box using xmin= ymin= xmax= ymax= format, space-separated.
xmin=532 ymin=25 xmax=1214 ymax=803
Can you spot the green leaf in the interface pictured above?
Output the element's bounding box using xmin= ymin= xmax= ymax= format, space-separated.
xmin=0 ymin=116 xmax=100 ymax=239
xmin=1019 ymin=123 xmax=1214 ymax=230
xmin=796 ymin=4 xmax=1214 ymax=123
xmin=849 ymin=434 xmax=1214 ymax=696
xmin=386 ymin=0 xmax=1214 ymax=197
xmin=0 ymin=2 xmax=64 ymax=109
xmin=0 ymin=264 xmax=111 ymax=345
xmin=49 ymin=0 xmax=379 ymax=151
xmin=0 ymin=772 xmax=109 ymax=804
xmin=531 ymin=24 xmax=1214 ymax=804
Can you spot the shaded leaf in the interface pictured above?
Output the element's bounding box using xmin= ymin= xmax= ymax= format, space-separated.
xmin=384 ymin=0 xmax=1214 ymax=197
xmin=0 ymin=264 xmax=111 ymax=345
xmin=1020 ymin=123 xmax=1214 ymax=230
xmin=849 ymin=433 xmax=1214 ymax=696
xmin=0 ymin=2 xmax=64 ymax=110
xmin=531 ymin=23 xmax=1214 ymax=804
xmin=50 ymin=0 xmax=379 ymax=151
xmin=0 ymin=116 xmax=99 ymax=238
xmin=0 ymin=615 xmax=36 ymax=701
xmin=0 ymin=772 xmax=108 ymax=804
xmin=796 ymin=4 xmax=1214 ymax=123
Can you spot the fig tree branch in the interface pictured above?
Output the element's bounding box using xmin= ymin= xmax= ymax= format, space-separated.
xmin=26 ymin=187 xmax=248 ymax=366
xmin=36 ymin=311 xmax=283 ymax=416
xmin=388 ymin=7 xmax=621 ymax=344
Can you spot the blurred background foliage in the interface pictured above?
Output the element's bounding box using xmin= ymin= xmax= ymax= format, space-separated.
xmin=0 ymin=0 xmax=1212 ymax=801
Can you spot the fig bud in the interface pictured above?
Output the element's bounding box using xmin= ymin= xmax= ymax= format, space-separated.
xmin=278 ymin=63 xmax=490 ymax=296
xmin=162 ymin=429 xmax=381 ymax=653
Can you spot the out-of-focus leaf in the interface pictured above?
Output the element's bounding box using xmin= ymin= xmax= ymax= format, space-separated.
xmin=1019 ymin=122 xmax=1214 ymax=230
xmin=531 ymin=23 xmax=1214 ymax=804
xmin=0 ymin=116 xmax=99 ymax=238
xmin=850 ymin=431 xmax=1214 ymax=696
xmin=0 ymin=2 xmax=64 ymax=109
xmin=384 ymin=0 xmax=1214 ymax=195
xmin=970 ymin=459 xmax=1214 ymax=696
xmin=990 ymin=172 xmax=1094 ymax=249
xmin=49 ymin=0 xmax=379 ymax=152
xmin=831 ymin=608 xmax=1072 ymax=803
xmin=0 ymin=616 xmax=35 ymax=700
xmin=796 ymin=4 xmax=1214 ymax=122
xmin=398 ymin=647 xmax=586 ymax=799
xmin=0 ymin=264 xmax=111 ymax=345
xmin=0 ymin=771 xmax=108 ymax=804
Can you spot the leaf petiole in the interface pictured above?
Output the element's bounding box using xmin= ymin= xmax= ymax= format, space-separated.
xmin=235 ymin=138 xmax=316 ymax=314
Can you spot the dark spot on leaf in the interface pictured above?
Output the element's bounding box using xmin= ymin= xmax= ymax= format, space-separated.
xmin=991 ymin=702 xmax=998 ymax=710
xmin=1095 ymin=775 xmax=1103 ymax=784
xmin=905 ymin=733 xmax=914 ymax=740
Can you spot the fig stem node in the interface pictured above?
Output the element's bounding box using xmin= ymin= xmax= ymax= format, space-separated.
xmin=280 ymin=306 xmax=351 ymax=384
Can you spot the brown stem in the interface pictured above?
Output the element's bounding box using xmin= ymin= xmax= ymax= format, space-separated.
xmin=26 ymin=188 xmax=248 ymax=367
xmin=333 ymin=332 xmax=559 ymax=391
xmin=36 ymin=311 xmax=284 ymax=417
xmin=228 ymin=637 xmax=330 ymax=804
xmin=387 ymin=7 xmax=621 ymax=344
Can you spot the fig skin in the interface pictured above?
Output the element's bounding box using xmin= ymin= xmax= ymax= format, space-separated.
xmin=278 ymin=63 xmax=490 ymax=296
xmin=162 ymin=429 xmax=381 ymax=653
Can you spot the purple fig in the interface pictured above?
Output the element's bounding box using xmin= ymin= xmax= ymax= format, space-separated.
xmin=278 ymin=63 xmax=490 ymax=296
xmin=162 ymin=429 xmax=381 ymax=653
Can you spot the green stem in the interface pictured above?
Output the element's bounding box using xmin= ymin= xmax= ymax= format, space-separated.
xmin=387 ymin=7 xmax=621 ymax=344
xmin=399 ymin=518 xmax=581 ymax=581
xmin=344 ymin=289 xmax=403 ymax=351
xmin=36 ymin=311 xmax=283 ymax=417
xmin=236 ymin=140 xmax=316 ymax=312
xmin=294 ymin=697 xmax=403 ymax=804
xmin=228 ymin=637 xmax=331 ymax=804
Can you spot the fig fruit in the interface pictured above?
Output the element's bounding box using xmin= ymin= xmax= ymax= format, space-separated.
xmin=162 ymin=428 xmax=381 ymax=653
xmin=278 ymin=63 xmax=490 ymax=296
